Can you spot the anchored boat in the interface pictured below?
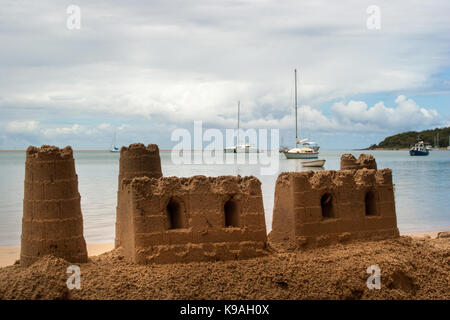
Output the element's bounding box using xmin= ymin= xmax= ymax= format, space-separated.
xmin=224 ymin=101 xmax=259 ymax=153
xmin=301 ymin=159 xmax=326 ymax=167
xmin=110 ymin=130 xmax=120 ymax=153
xmin=410 ymin=140 xmax=429 ymax=156
xmin=283 ymin=69 xmax=319 ymax=159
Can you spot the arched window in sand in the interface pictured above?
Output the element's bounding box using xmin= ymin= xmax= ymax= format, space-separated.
xmin=224 ymin=200 xmax=239 ymax=227
xmin=321 ymin=193 xmax=334 ymax=219
xmin=167 ymin=198 xmax=184 ymax=229
xmin=365 ymin=190 xmax=377 ymax=216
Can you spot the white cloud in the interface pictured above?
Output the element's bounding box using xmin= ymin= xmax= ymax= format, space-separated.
xmin=5 ymin=120 xmax=39 ymax=133
xmin=330 ymin=95 xmax=445 ymax=132
xmin=42 ymin=124 xmax=82 ymax=137
xmin=97 ymin=123 xmax=111 ymax=130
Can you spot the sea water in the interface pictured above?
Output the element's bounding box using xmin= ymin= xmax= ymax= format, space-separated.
xmin=0 ymin=150 xmax=449 ymax=246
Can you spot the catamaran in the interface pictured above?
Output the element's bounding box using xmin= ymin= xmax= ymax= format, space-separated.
xmin=224 ymin=101 xmax=259 ymax=153
xmin=283 ymin=69 xmax=320 ymax=160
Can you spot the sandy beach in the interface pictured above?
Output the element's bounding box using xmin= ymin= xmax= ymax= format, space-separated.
xmin=0 ymin=243 xmax=115 ymax=268
xmin=0 ymin=231 xmax=445 ymax=268
xmin=0 ymin=232 xmax=448 ymax=300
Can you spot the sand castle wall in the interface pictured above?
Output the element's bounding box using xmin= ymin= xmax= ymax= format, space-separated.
xmin=270 ymin=169 xmax=399 ymax=249
xmin=116 ymin=143 xmax=162 ymax=248
xmin=118 ymin=175 xmax=267 ymax=264
xmin=20 ymin=145 xmax=88 ymax=267
xmin=340 ymin=154 xmax=377 ymax=170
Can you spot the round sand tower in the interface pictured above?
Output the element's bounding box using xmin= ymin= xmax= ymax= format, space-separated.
xmin=118 ymin=143 xmax=163 ymax=183
xmin=20 ymin=145 xmax=88 ymax=267
xmin=115 ymin=143 xmax=163 ymax=248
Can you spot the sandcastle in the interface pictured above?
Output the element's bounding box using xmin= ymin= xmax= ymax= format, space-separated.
xmin=269 ymin=167 xmax=399 ymax=249
xmin=118 ymin=175 xmax=267 ymax=264
xmin=20 ymin=145 xmax=88 ymax=267
xmin=115 ymin=143 xmax=162 ymax=248
xmin=340 ymin=153 xmax=377 ymax=170
xmin=19 ymin=143 xmax=400 ymax=266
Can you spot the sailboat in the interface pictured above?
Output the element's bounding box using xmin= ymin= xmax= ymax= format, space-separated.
xmin=432 ymin=132 xmax=440 ymax=151
xmin=224 ymin=101 xmax=258 ymax=153
xmin=110 ymin=130 xmax=120 ymax=153
xmin=283 ymin=69 xmax=320 ymax=160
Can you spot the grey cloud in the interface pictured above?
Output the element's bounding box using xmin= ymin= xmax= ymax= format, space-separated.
xmin=0 ymin=0 xmax=449 ymax=149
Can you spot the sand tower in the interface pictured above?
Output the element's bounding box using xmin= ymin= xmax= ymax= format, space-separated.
xmin=116 ymin=143 xmax=163 ymax=248
xmin=340 ymin=153 xmax=377 ymax=170
xmin=20 ymin=145 xmax=88 ymax=267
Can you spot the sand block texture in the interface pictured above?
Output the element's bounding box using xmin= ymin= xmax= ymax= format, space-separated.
xmin=340 ymin=153 xmax=377 ymax=170
xmin=116 ymin=143 xmax=162 ymax=248
xmin=20 ymin=145 xmax=88 ymax=267
xmin=117 ymin=175 xmax=267 ymax=264
xmin=270 ymin=169 xmax=399 ymax=249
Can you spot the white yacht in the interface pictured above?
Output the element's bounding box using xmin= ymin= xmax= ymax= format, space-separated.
xmin=224 ymin=101 xmax=259 ymax=153
xmin=283 ymin=69 xmax=320 ymax=160
xmin=432 ymin=133 xmax=440 ymax=151
xmin=285 ymin=146 xmax=320 ymax=159
xmin=298 ymin=138 xmax=320 ymax=152
xmin=236 ymin=144 xmax=258 ymax=153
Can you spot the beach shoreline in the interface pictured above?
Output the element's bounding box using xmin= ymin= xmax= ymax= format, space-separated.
xmin=0 ymin=233 xmax=448 ymax=300
xmin=0 ymin=230 xmax=448 ymax=268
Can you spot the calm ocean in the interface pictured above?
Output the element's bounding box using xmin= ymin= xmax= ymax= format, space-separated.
xmin=0 ymin=150 xmax=449 ymax=246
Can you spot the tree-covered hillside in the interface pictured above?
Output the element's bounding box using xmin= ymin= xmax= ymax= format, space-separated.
xmin=369 ymin=127 xmax=450 ymax=149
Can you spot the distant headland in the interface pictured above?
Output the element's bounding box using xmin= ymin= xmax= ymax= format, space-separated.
xmin=367 ymin=127 xmax=450 ymax=150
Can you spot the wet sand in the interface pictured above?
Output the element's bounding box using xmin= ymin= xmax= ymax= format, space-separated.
xmin=0 ymin=232 xmax=448 ymax=300
xmin=0 ymin=244 xmax=114 ymax=268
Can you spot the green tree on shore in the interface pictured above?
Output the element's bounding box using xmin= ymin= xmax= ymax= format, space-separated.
xmin=369 ymin=127 xmax=450 ymax=149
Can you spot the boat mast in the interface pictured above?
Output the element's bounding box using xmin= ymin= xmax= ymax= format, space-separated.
xmin=295 ymin=69 xmax=298 ymax=148
xmin=237 ymin=100 xmax=240 ymax=145
xmin=437 ymin=132 xmax=440 ymax=148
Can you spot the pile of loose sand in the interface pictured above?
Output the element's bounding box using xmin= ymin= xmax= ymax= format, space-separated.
xmin=0 ymin=236 xmax=448 ymax=300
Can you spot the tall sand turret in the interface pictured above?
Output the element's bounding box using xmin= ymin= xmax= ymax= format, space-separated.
xmin=115 ymin=143 xmax=163 ymax=248
xmin=20 ymin=145 xmax=88 ymax=267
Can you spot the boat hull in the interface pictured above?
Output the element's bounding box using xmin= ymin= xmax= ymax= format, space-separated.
xmin=224 ymin=146 xmax=259 ymax=153
xmin=409 ymin=150 xmax=429 ymax=156
xmin=301 ymin=159 xmax=326 ymax=167
xmin=284 ymin=152 xmax=319 ymax=159
xmin=236 ymin=147 xmax=259 ymax=153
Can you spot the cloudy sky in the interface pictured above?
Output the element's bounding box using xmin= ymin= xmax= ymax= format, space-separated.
xmin=1 ymin=0 xmax=449 ymax=149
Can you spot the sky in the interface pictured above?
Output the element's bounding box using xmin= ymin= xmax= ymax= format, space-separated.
xmin=1 ymin=0 xmax=450 ymax=150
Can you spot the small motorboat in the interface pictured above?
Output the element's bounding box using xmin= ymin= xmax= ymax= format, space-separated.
xmin=301 ymin=159 xmax=326 ymax=167
xmin=410 ymin=140 xmax=429 ymax=156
